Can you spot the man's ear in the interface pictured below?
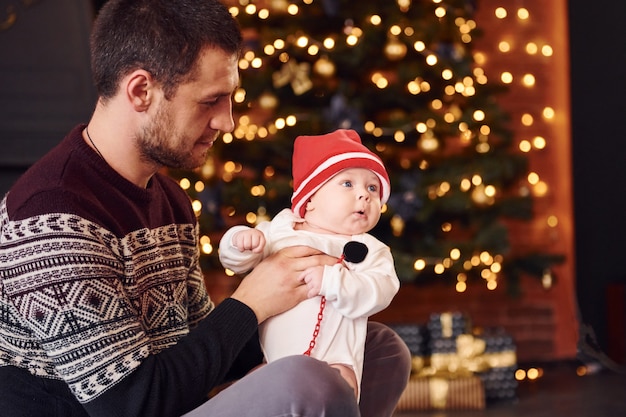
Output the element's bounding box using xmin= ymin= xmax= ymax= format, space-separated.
xmin=125 ymin=69 xmax=158 ymax=112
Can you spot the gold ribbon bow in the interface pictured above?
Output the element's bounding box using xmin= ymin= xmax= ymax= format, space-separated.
xmin=272 ymin=60 xmax=312 ymax=95
xmin=428 ymin=334 xmax=489 ymax=374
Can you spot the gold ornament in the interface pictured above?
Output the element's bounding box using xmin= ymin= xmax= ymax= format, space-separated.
xmin=385 ymin=37 xmax=408 ymax=60
xmin=258 ymin=91 xmax=279 ymax=109
xmin=391 ymin=214 xmax=405 ymax=236
xmin=313 ymin=56 xmax=336 ymax=77
xmin=270 ymin=0 xmax=289 ymax=12
xmin=471 ymin=185 xmax=495 ymax=206
xmin=201 ymin=158 xmax=215 ymax=179
xmin=0 ymin=5 xmax=17 ymax=31
xmin=418 ymin=130 xmax=440 ymax=153
xmin=272 ymin=60 xmax=313 ymax=95
xmin=397 ymin=0 xmax=412 ymax=12
xmin=542 ymin=268 xmax=553 ymax=289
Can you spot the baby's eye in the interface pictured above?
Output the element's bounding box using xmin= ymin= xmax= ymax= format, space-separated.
xmin=368 ymin=184 xmax=378 ymax=192
xmin=341 ymin=180 xmax=353 ymax=188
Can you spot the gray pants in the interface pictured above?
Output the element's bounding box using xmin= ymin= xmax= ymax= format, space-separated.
xmin=183 ymin=322 xmax=411 ymax=417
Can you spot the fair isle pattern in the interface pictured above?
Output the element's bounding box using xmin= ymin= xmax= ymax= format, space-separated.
xmin=0 ymin=197 xmax=212 ymax=401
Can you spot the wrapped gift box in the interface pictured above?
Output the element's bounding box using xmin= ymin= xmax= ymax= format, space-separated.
xmin=479 ymin=365 xmax=518 ymax=403
xmin=395 ymin=373 xmax=485 ymax=411
xmin=427 ymin=311 xmax=471 ymax=339
xmin=391 ymin=316 xmax=518 ymax=409
xmin=475 ymin=328 xmax=518 ymax=402
xmin=389 ymin=323 xmax=430 ymax=373
xmin=389 ymin=323 xmax=430 ymax=356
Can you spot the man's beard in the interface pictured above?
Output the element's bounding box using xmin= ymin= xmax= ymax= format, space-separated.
xmin=138 ymin=104 xmax=209 ymax=170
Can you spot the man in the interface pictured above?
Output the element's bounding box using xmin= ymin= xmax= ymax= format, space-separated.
xmin=0 ymin=1 xmax=411 ymax=416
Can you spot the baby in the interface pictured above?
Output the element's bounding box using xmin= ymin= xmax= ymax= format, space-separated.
xmin=218 ymin=129 xmax=400 ymax=400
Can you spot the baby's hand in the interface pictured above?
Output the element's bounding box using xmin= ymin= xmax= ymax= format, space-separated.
xmin=300 ymin=265 xmax=324 ymax=298
xmin=231 ymin=229 xmax=266 ymax=253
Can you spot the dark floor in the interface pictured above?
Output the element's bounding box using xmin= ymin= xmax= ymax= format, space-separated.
xmin=393 ymin=361 xmax=626 ymax=417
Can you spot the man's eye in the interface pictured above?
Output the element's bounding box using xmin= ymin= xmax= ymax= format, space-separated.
xmin=203 ymin=97 xmax=221 ymax=106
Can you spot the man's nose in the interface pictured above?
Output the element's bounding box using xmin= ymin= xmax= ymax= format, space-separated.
xmin=210 ymin=100 xmax=235 ymax=133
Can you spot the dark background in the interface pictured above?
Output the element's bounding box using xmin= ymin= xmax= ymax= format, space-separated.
xmin=568 ymin=0 xmax=626 ymax=361
xmin=1 ymin=0 xmax=625 ymax=359
xmin=0 ymin=0 xmax=96 ymax=193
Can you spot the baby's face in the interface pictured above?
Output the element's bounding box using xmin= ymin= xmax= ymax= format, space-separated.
xmin=303 ymin=168 xmax=382 ymax=236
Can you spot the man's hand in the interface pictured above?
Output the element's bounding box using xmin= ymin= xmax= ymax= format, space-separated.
xmin=230 ymin=246 xmax=336 ymax=323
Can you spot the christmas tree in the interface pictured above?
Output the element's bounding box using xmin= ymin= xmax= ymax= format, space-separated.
xmin=171 ymin=0 xmax=563 ymax=295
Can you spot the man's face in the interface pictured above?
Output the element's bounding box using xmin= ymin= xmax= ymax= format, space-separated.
xmin=138 ymin=47 xmax=239 ymax=170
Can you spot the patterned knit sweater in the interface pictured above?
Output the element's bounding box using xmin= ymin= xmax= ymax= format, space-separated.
xmin=0 ymin=125 xmax=260 ymax=417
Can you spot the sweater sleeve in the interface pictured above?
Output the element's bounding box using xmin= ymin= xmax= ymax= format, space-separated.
xmin=0 ymin=201 xmax=260 ymax=417
xmin=82 ymin=298 xmax=260 ymax=417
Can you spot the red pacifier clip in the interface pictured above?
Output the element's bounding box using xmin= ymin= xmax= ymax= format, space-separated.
xmin=303 ymin=241 xmax=368 ymax=356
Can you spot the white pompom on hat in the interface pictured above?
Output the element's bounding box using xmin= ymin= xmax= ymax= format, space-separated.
xmin=290 ymin=129 xmax=390 ymax=218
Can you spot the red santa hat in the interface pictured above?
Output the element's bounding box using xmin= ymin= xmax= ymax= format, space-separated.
xmin=291 ymin=129 xmax=390 ymax=218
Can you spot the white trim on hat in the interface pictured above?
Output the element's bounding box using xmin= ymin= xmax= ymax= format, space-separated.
xmin=292 ymin=151 xmax=385 ymax=200
xmin=291 ymin=151 xmax=390 ymax=218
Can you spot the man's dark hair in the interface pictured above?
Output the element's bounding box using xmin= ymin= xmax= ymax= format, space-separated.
xmin=90 ymin=0 xmax=242 ymax=99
